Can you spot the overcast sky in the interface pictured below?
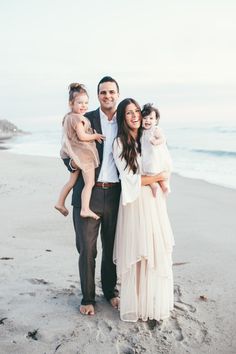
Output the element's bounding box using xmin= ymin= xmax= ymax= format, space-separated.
xmin=0 ymin=0 xmax=235 ymax=127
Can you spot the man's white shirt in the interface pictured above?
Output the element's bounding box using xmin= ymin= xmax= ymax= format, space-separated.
xmin=97 ymin=109 xmax=119 ymax=183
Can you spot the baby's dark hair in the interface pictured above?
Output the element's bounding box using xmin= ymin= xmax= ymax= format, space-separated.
xmin=141 ymin=103 xmax=160 ymax=123
xmin=68 ymin=83 xmax=88 ymax=102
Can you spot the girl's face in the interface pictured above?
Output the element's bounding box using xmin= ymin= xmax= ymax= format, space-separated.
xmin=125 ymin=103 xmax=142 ymax=131
xmin=70 ymin=94 xmax=89 ymax=115
xmin=142 ymin=111 xmax=157 ymax=130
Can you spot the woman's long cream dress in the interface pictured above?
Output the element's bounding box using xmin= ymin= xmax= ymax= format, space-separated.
xmin=113 ymin=138 xmax=174 ymax=322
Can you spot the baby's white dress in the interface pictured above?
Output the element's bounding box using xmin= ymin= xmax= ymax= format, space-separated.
xmin=141 ymin=127 xmax=172 ymax=175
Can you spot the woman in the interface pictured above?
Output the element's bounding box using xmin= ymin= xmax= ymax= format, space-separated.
xmin=113 ymin=98 xmax=174 ymax=322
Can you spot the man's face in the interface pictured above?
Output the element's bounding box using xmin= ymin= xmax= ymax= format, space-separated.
xmin=98 ymin=82 xmax=119 ymax=112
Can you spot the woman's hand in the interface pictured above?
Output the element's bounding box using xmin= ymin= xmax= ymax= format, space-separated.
xmin=155 ymin=172 xmax=169 ymax=182
xmin=141 ymin=172 xmax=169 ymax=186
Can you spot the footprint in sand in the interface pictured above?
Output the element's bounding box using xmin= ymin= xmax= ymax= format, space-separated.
xmin=170 ymin=315 xmax=184 ymax=341
xmin=171 ymin=284 xmax=209 ymax=347
xmin=174 ymin=284 xmax=196 ymax=313
xmin=173 ymin=313 xmax=209 ymax=347
xmin=19 ymin=292 xmax=36 ymax=296
xmin=27 ymin=278 xmax=51 ymax=285
xmin=117 ymin=346 xmax=135 ymax=354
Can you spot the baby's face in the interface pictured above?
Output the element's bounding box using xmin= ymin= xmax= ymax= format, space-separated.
xmin=142 ymin=111 xmax=157 ymax=130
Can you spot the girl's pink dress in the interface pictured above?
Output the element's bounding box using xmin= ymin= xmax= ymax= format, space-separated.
xmin=60 ymin=113 xmax=99 ymax=172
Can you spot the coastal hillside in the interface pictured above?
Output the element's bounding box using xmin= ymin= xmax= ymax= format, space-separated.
xmin=0 ymin=119 xmax=26 ymax=139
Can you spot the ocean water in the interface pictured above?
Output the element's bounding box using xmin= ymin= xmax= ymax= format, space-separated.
xmin=165 ymin=122 xmax=236 ymax=190
xmin=5 ymin=121 xmax=236 ymax=190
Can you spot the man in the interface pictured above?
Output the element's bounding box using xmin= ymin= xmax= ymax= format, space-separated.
xmin=67 ymin=76 xmax=120 ymax=315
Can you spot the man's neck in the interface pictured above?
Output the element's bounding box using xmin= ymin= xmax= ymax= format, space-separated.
xmin=100 ymin=108 xmax=116 ymax=121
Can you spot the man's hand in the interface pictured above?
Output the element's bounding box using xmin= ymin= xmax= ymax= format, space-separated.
xmin=69 ymin=159 xmax=78 ymax=170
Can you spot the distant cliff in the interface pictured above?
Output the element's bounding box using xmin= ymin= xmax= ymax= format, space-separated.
xmin=0 ymin=119 xmax=27 ymax=139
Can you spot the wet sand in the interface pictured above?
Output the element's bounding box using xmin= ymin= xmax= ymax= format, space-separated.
xmin=0 ymin=151 xmax=236 ymax=353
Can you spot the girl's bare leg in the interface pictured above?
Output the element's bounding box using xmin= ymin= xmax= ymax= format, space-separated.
xmin=80 ymin=169 xmax=99 ymax=220
xmin=149 ymin=182 xmax=158 ymax=197
xmin=55 ymin=170 xmax=80 ymax=216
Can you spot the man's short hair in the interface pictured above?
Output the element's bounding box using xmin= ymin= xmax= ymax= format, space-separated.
xmin=97 ymin=76 xmax=119 ymax=94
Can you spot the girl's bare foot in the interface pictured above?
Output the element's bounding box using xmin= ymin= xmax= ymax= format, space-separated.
xmin=54 ymin=205 xmax=69 ymax=216
xmin=79 ymin=304 xmax=95 ymax=315
xmin=80 ymin=209 xmax=100 ymax=220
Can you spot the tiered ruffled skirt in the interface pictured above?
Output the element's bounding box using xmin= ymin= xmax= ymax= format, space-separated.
xmin=113 ymin=184 xmax=174 ymax=322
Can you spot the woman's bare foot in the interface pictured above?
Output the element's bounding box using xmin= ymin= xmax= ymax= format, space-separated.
xmin=80 ymin=209 xmax=100 ymax=220
xmin=54 ymin=205 xmax=69 ymax=216
xmin=79 ymin=304 xmax=95 ymax=315
xmin=110 ymin=297 xmax=120 ymax=309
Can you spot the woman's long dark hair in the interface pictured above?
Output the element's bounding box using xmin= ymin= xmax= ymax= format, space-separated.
xmin=116 ymin=98 xmax=142 ymax=174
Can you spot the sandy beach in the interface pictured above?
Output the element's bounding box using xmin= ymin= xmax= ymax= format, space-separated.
xmin=0 ymin=150 xmax=236 ymax=354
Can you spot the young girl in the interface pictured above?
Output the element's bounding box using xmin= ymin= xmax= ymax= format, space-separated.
xmin=55 ymin=83 xmax=105 ymax=219
xmin=141 ymin=103 xmax=172 ymax=197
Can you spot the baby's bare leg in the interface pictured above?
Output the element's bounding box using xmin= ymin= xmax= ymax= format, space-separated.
xmin=55 ymin=170 xmax=80 ymax=216
xmin=80 ymin=169 xmax=99 ymax=220
xmin=159 ymin=180 xmax=170 ymax=195
xmin=149 ymin=182 xmax=158 ymax=197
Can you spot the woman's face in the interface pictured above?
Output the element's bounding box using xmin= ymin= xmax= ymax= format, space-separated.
xmin=124 ymin=103 xmax=142 ymax=131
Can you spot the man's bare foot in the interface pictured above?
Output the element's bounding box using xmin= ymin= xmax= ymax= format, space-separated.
xmin=79 ymin=304 xmax=95 ymax=315
xmin=54 ymin=205 xmax=69 ymax=216
xmin=80 ymin=209 xmax=100 ymax=220
xmin=110 ymin=296 xmax=120 ymax=309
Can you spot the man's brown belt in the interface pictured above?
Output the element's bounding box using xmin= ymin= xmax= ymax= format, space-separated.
xmin=95 ymin=182 xmax=120 ymax=189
